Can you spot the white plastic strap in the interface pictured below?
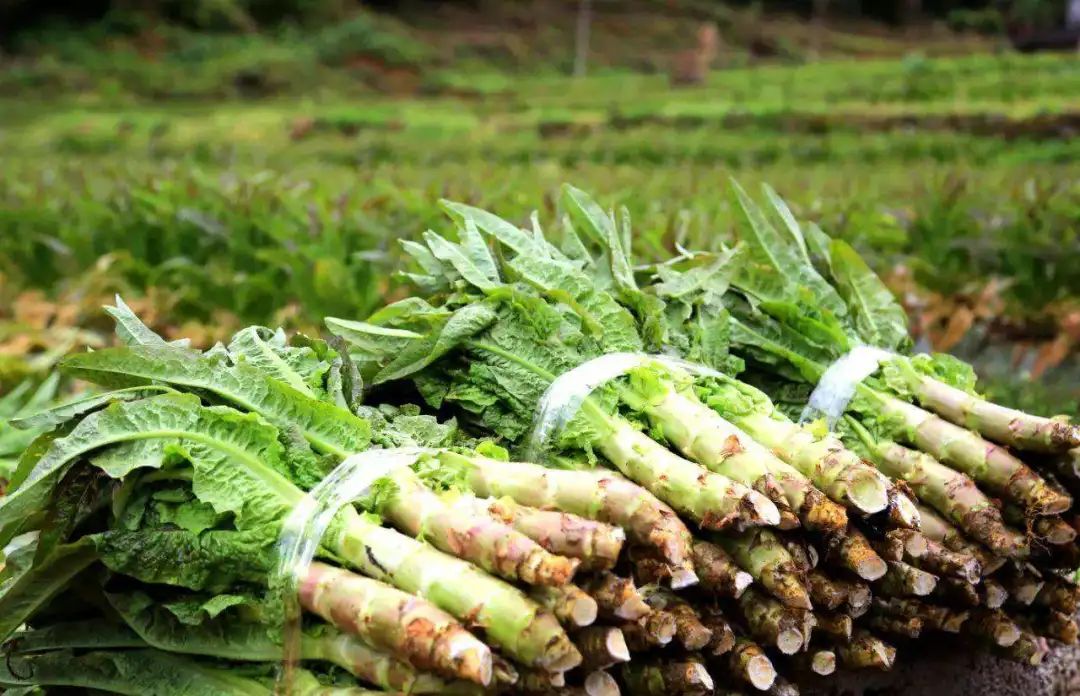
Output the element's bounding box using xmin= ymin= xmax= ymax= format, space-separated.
xmin=799 ymin=346 xmax=895 ymax=428
xmin=274 ymin=447 xmax=436 ymax=690
xmin=521 ymin=352 xmax=724 ymax=462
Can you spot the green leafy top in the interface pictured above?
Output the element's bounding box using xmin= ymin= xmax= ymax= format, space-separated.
xmin=330 ymin=206 xmax=653 ymax=453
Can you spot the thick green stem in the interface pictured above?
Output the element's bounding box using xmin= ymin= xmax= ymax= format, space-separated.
xmin=384 ymin=470 xmax=579 ymax=587
xmin=620 ymin=611 xmax=677 ymax=650
xmin=732 ymin=410 xmax=890 ymax=516
xmin=872 ymin=596 xmax=963 ymax=634
xmin=595 ymin=417 xmax=780 ymax=530
xmin=638 ymin=386 xmax=846 ymax=533
xmin=717 ymin=528 xmax=812 ymax=609
xmin=298 ymin=562 xmax=491 ymax=685
xmin=445 ymin=452 xmax=694 ymax=577
xmin=966 ymin=609 xmax=1021 ymax=647
xmin=915 ymin=538 xmax=981 ymax=584
xmin=813 ymin=612 xmax=853 ymax=641
xmin=877 ymin=560 xmax=938 ymax=598
xmin=329 ymin=508 xmax=580 ymax=672
xmin=836 ymin=630 xmax=896 ymax=671
xmin=302 ymin=628 xmax=469 ymax=694
xmin=1002 ymin=505 xmax=1077 ymax=545
xmin=736 ymin=588 xmax=807 ymax=655
xmin=913 ymin=374 xmax=1080 ymax=453
xmin=621 ymin=657 xmax=714 ymax=696
xmin=691 ymin=539 xmax=754 ymax=599
xmin=641 ymin=586 xmax=713 ymax=651
xmin=859 ymin=431 xmax=1028 ymax=558
xmin=807 ymin=570 xmax=848 ymax=611
xmin=916 ymin=503 xmax=1011 ymax=574
xmin=872 ymin=391 xmax=1071 ymax=515
xmin=823 ymin=526 xmax=887 ymax=581
xmin=866 ymin=614 xmax=922 ymax=639
xmin=699 ymin=608 xmax=737 ymax=657
xmin=467 ymin=496 xmax=625 ymax=571
xmin=528 ymin=584 xmax=598 ymax=628
xmin=1034 ymin=576 xmax=1080 ymax=615
xmin=582 ymin=572 xmax=650 ymax=621
xmin=574 ymin=627 xmax=630 ymax=672
xmin=726 ymin=637 xmax=777 ymax=691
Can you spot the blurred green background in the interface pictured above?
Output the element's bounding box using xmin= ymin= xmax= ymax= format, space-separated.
xmin=0 ymin=0 xmax=1077 ymax=415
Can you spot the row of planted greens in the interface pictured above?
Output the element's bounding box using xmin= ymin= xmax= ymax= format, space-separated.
xmin=1 ymin=183 xmax=1078 ymax=695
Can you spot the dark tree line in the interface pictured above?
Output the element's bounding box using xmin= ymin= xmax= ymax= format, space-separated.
xmin=0 ymin=0 xmax=1069 ymax=37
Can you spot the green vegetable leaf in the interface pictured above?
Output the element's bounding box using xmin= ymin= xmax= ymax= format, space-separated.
xmin=0 ymin=537 xmax=97 ymax=641
xmin=106 ymin=295 xmax=191 ymax=349
xmin=0 ymin=649 xmax=272 ymax=695
xmin=5 ymin=619 xmax=144 ymax=652
xmin=107 ymin=591 xmax=280 ymax=660
xmin=730 ymin=180 xmax=847 ymax=319
xmin=423 ymin=229 xmax=499 ymax=291
xmin=227 ymin=327 xmax=327 ymax=398
xmin=60 ymin=346 xmax=371 ymax=458
xmin=95 ymin=527 xmax=273 ymax=594
xmin=11 ymin=386 xmax=175 ymax=431
xmin=829 ymin=239 xmax=911 ymax=352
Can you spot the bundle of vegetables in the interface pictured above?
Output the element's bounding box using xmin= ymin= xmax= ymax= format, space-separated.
xmin=1 ymin=302 xmax=697 ymax=694
xmin=323 ymin=184 xmax=1077 ymax=692
xmin=2 ymin=181 xmax=1077 ymax=696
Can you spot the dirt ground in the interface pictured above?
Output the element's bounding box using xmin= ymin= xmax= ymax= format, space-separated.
xmin=808 ymin=637 xmax=1080 ymax=696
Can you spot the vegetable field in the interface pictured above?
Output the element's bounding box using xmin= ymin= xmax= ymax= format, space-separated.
xmin=1 ymin=14 xmax=1080 ymax=692
xmin=3 ymin=51 xmax=1078 ymax=409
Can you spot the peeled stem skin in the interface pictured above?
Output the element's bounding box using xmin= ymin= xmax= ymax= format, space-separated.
xmin=298 ymin=561 xmax=492 ymax=686
xmin=595 ymin=417 xmax=780 ymax=530
xmin=913 ymin=374 xmax=1080 ymax=453
xmin=445 ymin=452 xmax=695 ymax=576
xmin=644 ymin=386 xmax=846 ymax=533
xmin=718 ymin=528 xmax=813 ymax=609
xmin=470 ymin=496 xmax=626 ymax=570
xmin=868 ymin=439 xmax=1027 ymax=559
xmin=384 ymin=470 xmax=579 ymax=587
xmin=874 ymin=393 xmax=1071 ymax=516
xmin=330 ymin=507 xmax=580 ymax=672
